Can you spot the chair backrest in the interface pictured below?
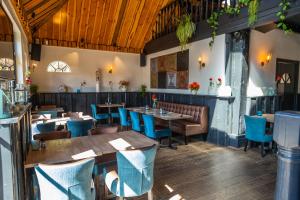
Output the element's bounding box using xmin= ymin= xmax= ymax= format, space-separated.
xmin=90 ymin=104 xmax=97 ymax=119
xmin=118 ymin=108 xmax=128 ymax=126
xmin=67 ymin=119 xmax=94 ymax=137
xmin=88 ymin=125 xmax=118 ymax=135
xmin=142 ymin=114 xmax=156 ymax=139
xmin=116 ymin=145 xmax=157 ymax=197
xmin=130 ymin=111 xmax=141 ymax=132
xmin=36 ymin=122 xmax=56 ymax=133
xmin=35 ymin=158 xmax=95 ymax=200
xmin=33 ymin=131 xmax=71 ymax=141
xmin=244 ymin=115 xmax=267 ymax=141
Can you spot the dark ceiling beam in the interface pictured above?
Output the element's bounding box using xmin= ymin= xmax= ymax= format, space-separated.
xmin=111 ymin=0 xmax=128 ymax=46
xmin=31 ymin=0 xmax=68 ymax=34
xmin=25 ymin=0 xmax=50 ymax=15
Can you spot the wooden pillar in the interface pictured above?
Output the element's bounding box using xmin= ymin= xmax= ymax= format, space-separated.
xmin=225 ymin=30 xmax=250 ymax=146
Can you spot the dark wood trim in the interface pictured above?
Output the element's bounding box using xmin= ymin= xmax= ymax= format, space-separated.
xmin=144 ymin=0 xmax=300 ymax=54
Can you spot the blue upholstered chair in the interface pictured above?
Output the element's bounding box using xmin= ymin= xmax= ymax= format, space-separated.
xmin=118 ymin=108 xmax=131 ymax=131
xmin=244 ymin=115 xmax=273 ymax=157
xmin=110 ymin=107 xmax=120 ymax=123
xmin=129 ymin=111 xmax=144 ymax=133
xmin=91 ymin=104 xmax=109 ymax=123
xmin=142 ymin=114 xmax=172 ymax=146
xmin=104 ymin=145 xmax=157 ymax=199
xmin=38 ymin=111 xmax=58 ymax=118
xmin=34 ymin=158 xmax=95 ymax=200
xmin=36 ymin=122 xmax=56 ymax=133
xmin=67 ymin=119 xmax=94 ymax=137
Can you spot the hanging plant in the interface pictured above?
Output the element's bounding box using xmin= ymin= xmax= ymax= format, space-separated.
xmin=248 ymin=0 xmax=260 ymax=26
xmin=207 ymin=4 xmax=241 ymax=48
xmin=207 ymin=11 xmax=220 ymax=48
xmin=176 ymin=14 xmax=196 ymax=50
xmin=277 ymin=0 xmax=292 ymax=33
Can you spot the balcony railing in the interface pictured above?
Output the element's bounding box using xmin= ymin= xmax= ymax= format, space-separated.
xmin=152 ymin=0 xmax=239 ymax=40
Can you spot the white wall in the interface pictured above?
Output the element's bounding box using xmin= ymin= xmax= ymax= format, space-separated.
xmin=248 ymin=29 xmax=300 ymax=96
xmin=31 ymin=46 xmax=141 ymax=92
xmin=1 ymin=0 xmax=30 ymax=84
xmin=142 ymin=34 xmax=226 ymax=95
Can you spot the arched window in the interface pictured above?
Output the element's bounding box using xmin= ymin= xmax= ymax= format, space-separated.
xmin=47 ymin=61 xmax=71 ymax=72
xmin=0 ymin=58 xmax=14 ymax=71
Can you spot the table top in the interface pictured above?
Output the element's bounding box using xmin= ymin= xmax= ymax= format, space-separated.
xmin=45 ymin=115 xmax=95 ymax=125
xmin=127 ymin=107 xmax=192 ymax=121
xmin=262 ymin=114 xmax=274 ymax=123
xmin=25 ymin=131 xmax=158 ymax=168
xmin=97 ymin=104 xmax=124 ymax=108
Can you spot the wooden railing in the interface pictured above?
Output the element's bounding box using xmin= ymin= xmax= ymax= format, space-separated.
xmin=152 ymin=0 xmax=239 ymax=40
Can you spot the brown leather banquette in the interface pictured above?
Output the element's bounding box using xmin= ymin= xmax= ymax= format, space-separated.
xmin=156 ymin=101 xmax=208 ymax=144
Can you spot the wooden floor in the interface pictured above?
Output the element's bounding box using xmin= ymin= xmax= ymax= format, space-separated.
xmin=137 ymin=141 xmax=277 ymax=200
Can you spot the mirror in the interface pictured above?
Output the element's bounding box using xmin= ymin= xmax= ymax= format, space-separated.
xmin=0 ymin=5 xmax=15 ymax=80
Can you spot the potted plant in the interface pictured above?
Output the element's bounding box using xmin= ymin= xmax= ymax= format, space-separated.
xmin=188 ymin=82 xmax=200 ymax=95
xmin=140 ymin=84 xmax=147 ymax=97
xmin=208 ymin=77 xmax=215 ymax=95
xmin=176 ymin=14 xmax=196 ymax=50
xmin=119 ymin=80 xmax=129 ymax=92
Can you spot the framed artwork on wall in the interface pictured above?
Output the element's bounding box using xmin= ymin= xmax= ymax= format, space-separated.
xmin=150 ymin=50 xmax=189 ymax=89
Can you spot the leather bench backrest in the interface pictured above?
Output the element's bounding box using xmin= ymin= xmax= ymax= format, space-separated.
xmin=157 ymin=101 xmax=208 ymax=124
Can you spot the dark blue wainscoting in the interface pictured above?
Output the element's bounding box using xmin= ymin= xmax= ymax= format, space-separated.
xmin=31 ymin=92 xmax=237 ymax=147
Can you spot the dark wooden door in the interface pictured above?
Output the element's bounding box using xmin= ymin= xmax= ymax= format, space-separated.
xmin=276 ymin=59 xmax=299 ymax=110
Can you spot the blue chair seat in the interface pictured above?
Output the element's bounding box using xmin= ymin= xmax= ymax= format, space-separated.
xmin=111 ymin=112 xmax=120 ymax=118
xmin=95 ymin=113 xmax=110 ymax=120
xmin=67 ymin=119 xmax=94 ymax=137
xmin=142 ymin=114 xmax=171 ymax=140
xmin=36 ymin=122 xmax=56 ymax=133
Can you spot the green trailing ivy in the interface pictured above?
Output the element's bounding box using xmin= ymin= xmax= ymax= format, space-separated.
xmin=207 ymin=5 xmax=241 ymax=48
xmin=176 ymin=14 xmax=196 ymax=50
xmin=248 ymin=0 xmax=260 ymax=26
xmin=277 ymin=0 xmax=292 ymax=33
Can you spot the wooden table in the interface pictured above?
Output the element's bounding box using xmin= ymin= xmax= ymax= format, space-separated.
xmin=25 ymin=131 xmax=158 ymax=169
xmin=262 ymin=114 xmax=274 ymax=123
xmin=97 ymin=103 xmax=124 ymax=123
xmin=127 ymin=107 xmax=192 ymax=148
xmin=31 ymin=115 xmax=95 ymax=135
xmin=127 ymin=107 xmax=192 ymax=121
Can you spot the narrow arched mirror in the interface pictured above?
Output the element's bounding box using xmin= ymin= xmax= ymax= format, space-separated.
xmin=0 ymin=5 xmax=15 ymax=80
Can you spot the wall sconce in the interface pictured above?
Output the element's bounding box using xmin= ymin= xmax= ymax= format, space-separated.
xmin=31 ymin=63 xmax=37 ymax=72
xmin=198 ymin=57 xmax=205 ymax=68
xmin=261 ymin=53 xmax=272 ymax=66
xmin=108 ymin=66 xmax=113 ymax=74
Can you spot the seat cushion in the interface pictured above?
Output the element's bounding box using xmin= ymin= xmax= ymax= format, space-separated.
xmin=170 ymin=120 xmax=206 ymax=136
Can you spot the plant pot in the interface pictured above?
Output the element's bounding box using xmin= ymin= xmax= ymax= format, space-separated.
xmin=191 ymin=90 xmax=198 ymax=95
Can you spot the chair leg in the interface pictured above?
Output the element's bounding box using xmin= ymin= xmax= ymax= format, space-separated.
xmin=168 ymin=136 xmax=172 ymax=147
xmin=261 ymin=142 xmax=266 ymax=157
xmin=244 ymin=139 xmax=248 ymax=152
xmin=148 ymin=189 xmax=153 ymax=200
xmin=184 ymin=136 xmax=188 ymax=145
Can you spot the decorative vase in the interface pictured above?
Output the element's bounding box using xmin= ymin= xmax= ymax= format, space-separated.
xmin=121 ymin=86 xmax=127 ymax=92
xmin=208 ymin=85 xmax=216 ymax=95
xmin=191 ymin=90 xmax=198 ymax=95
xmin=96 ymin=81 xmax=100 ymax=92
xmin=153 ymin=101 xmax=157 ymax=109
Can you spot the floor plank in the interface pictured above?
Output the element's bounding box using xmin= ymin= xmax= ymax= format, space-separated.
xmin=135 ymin=141 xmax=277 ymax=200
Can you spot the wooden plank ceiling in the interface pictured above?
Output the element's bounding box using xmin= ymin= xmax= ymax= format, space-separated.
xmin=22 ymin=0 xmax=172 ymax=53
